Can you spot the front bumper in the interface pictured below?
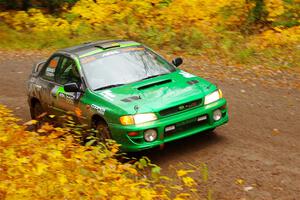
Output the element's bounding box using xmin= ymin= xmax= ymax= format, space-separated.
xmin=109 ymin=98 xmax=228 ymax=152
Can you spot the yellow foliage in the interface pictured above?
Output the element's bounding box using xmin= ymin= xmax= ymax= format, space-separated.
xmin=235 ymin=178 xmax=245 ymax=185
xmin=176 ymin=169 xmax=195 ymax=177
xmin=0 ymin=0 xmax=252 ymax=35
xmin=0 ymin=105 xmax=209 ymax=199
xmin=182 ymin=177 xmax=197 ymax=187
xmin=0 ymin=8 xmax=71 ymax=35
xmin=248 ymin=26 xmax=300 ymax=49
xmin=0 ymin=0 xmax=299 ymax=67
xmin=0 ymin=0 xmax=299 ymax=50
xmin=70 ymin=0 xmax=115 ymax=27
xmin=265 ymin=0 xmax=285 ymax=21
xmin=0 ymin=105 xmax=159 ymax=199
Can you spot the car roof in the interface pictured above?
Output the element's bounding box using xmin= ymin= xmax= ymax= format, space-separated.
xmin=59 ymin=39 xmax=141 ymax=57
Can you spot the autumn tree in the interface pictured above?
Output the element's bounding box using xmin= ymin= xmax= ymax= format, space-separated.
xmin=0 ymin=0 xmax=78 ymax=12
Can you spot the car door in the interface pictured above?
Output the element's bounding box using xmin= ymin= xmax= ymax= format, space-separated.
xmin=37 ymin=55 xmax=62 ymax=115
xmin=52 ymin=56 xmax=85 ymax=121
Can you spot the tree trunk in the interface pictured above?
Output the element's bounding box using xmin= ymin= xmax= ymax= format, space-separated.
xmin=252 ymin=0 xmax=265 ymax=22
xmin=22 ymin=0 xmax=31 ymax=10
xmin=5 ymin=0 xmax=19 ymax=9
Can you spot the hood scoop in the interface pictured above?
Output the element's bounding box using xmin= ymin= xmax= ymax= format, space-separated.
xmin=121 ymin=95 xmax=141 ymax=103
xmin=187 ymin=80 xmax=199 ymax=85
xmin=137 ymin=79 xmax=172 ymax=90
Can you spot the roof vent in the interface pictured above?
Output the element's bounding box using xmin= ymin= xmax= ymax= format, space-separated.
xmin=95 ymin=42 xmax=120 ymax=50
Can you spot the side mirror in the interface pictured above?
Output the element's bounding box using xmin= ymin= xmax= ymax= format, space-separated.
xmin=172 ymin=57 xmax=183 ymax=67
xmin=64 ymin=82 xmax=82 ymax=93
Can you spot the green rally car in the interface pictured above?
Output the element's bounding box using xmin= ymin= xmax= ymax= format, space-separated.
xmin=27 ymin=40 xmax=228 ymax=152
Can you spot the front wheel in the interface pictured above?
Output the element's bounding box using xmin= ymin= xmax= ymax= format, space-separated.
xmin=208 ymin=128 xmax=215 ymax=132
xmin=205 ymin=128 xmax=216 ymax=134
xmin=95 ymin=121 xmax=111 ymax=142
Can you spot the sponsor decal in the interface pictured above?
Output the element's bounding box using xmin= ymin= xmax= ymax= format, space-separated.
xmin=81 ymin=47 xmax=144 ymax=64
xmin=81 ymin=56 xmax=97 ymax=64
xmin=102 ymin=51 xmax=120 ymax=57
xmin=51 ymin=86 xmax=60 ymax=97
xmin=179 ymin=71 xmax=195 ymax=78
xmin=122 ymin=47 xmax=145 ymax=52
xmin=52 ymin=86 xmax=76 ymax=104
xmin=177 ymin=101 xmax=199 ymax=112
xmin=100 ymin=90 xmax=116 ymax=101
xmin=33 ymin=84 xmax=42 ymax=90
xmin=65 ymin=94 xmax=75 ymax=104
xmin=91 ymin=104 xmax=106 ymax=115
xmin=58 ymin=92 xmax=65 ymax=98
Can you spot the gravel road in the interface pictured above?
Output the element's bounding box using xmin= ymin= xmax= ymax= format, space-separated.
xmin=0 ymin=51 xmax=299 ymax=200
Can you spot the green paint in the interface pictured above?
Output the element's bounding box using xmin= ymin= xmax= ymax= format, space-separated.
xmin=28 ymin=41 xmax=228 ymax=152
xmin=74 ymin=57 xmax=82 ymax=70
xmin=56 ymin=86 xmax=65 ymax=96
xmin=79 ymin=49 xmax=104 ymax=58
xmin=83 ymin=70 xmax=228 ymax=152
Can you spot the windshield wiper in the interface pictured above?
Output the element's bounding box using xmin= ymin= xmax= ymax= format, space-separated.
xmin=141 ymin=73 xmax=168 ymax=81
xmin=94 ymin=84 xmax=124 ymax=91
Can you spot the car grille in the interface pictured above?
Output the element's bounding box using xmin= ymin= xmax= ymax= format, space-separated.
xmin=164 ymin=115 xmax=208 ymax=137
xmin=159 ymin=99 xmax=202 ymax=116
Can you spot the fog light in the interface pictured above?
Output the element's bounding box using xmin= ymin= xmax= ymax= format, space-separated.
xmin=144 ymin=129 xmax=157 ymax=142
xmin=213 ymin=109 xmax=222 ymax=121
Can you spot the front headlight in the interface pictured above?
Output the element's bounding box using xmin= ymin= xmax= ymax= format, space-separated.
xmin=204 ymin=89 xmax=223 ymax=105
xmin=120 ymin=113 xmax=157 ymax=125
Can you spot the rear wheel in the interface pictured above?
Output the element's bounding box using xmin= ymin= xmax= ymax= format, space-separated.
xmin=30 ymin=101 xmax=44 ymax=120
xmin=30 ymin=101 xmax=47 ymax=130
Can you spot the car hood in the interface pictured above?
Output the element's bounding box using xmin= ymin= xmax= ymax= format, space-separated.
xmin=94 ymin=70 xmax=216 ymax=114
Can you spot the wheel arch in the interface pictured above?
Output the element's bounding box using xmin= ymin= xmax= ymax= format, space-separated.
xmin=30 ymin=97 xmax=40 ymax=108
xmin=29 ymin=97 xmax=42 ymax=119
xmin=91 ymin=114 xmax=108 ymax=128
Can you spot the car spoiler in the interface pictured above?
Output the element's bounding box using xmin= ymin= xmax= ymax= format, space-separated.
xmin=32 ymin=60 xmax=46 ymax=74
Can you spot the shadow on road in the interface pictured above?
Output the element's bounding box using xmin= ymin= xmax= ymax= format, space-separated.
xmin=128 ymin=131 xmax=227 ymax=165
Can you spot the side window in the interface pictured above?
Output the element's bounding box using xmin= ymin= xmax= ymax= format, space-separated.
xmin=55 ymin=57 xmax=81 ymax=85
xmin=42 ymin=56 xmax=60 ymax=81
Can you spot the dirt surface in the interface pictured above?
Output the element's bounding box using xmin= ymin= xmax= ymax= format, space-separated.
xmin=0 ymin=50 xmax=299 ymax=199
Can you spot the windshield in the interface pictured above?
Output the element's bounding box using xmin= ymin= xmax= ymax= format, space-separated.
xmin=80 ymin=47 xmax=176 ymax=90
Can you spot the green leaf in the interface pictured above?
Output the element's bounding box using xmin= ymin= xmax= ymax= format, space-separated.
xmin=151 ymin=166 xmax=161 ymax=179
xmin=85 ymin=139 xmax=96 ymax=146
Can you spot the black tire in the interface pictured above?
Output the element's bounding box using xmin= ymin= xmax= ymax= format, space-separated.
xmin=30 ymin=101 xmax=47 ymax=130
xmin=95 ymin=121 xmax=111 ymax=142
xmin=30 ymin=101 xmax=44 ymax=119
xmin=206 ymin=128 xmax=216 ymax=134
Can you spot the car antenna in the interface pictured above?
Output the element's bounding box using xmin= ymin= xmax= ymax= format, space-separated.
xmin=134 ymin=105 xmax=139 ymax=114
xmin=206 ymin=83 xmax=213 ymax=89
